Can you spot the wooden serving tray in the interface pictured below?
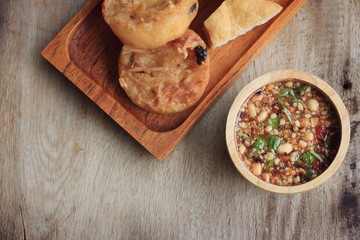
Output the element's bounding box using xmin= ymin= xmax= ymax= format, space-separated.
xmin=42 ymin=0 xmax=307 ymax=160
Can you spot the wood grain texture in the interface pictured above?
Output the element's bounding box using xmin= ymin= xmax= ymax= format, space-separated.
xmin=1 ymin=0 xmax=359 ymax=239
xmin=41 ymin=0 xmax=307 ymax=160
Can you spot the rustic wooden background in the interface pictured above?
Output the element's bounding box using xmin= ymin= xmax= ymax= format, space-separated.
xmin=1 ymin=0 xmax=359 ymax=239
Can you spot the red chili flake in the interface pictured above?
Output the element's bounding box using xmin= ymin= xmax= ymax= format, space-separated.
xmin=315 ymin=126 xmax=325 ymax=141
xmin=270 ymin=103 xmax=281 ymax=113
xmin=244 ymin=128 xmax=251 ymax=134
xmin=280 ymin=156 xmax=290 ymax=162
xmin=315 ymin=167 xmax=322 ymax=174
xmin=312 ymin=160 xmax=320 ymax=166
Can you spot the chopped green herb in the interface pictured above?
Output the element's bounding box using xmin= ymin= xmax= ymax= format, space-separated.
xmin=268 ymin=117 xmax=279 ymax=128
xmin=268 ymin=136 xmax=282 ymax=150
xmin=237 ymin=131 xmax=249 ymax=138
xmin=304 ymin=169 xmax=314 ymax=179
xmin=291 ymin=98 xmax=301 ymax=105
xmin=297 ymin=85 xmax=305 ymax=95
xmin=282 ymin=107 xmax=293 ymax=125
xmin=265 ymin=160 xmax=274 ymax=170
xmin=280 ymin=88 xmax=291 ymax=97
xmin=280 ymin=88 xmax=297 ymax=99
xmin=302 ymin=152 xmax=314 ymax=165
xmin=301 ymin=150 xmax=323 ymax=165
xmin=278 ymin=98 xmax=286 ymax=106
xmin=267 ymin=160 xmax=274 ymax=168
xmin=280 ymin=88 xmax=298 ymax=104
xmin=252 ymin=138 xmax=267 ymax=151
xmin=288 ymin=89 xmax=297 ymax=100
xmin=309 ymin=149 xmax=323 ymax=162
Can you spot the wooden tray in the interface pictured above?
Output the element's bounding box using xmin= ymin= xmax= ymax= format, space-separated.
xmin=42 ymin=0 xmax=308 ymax=160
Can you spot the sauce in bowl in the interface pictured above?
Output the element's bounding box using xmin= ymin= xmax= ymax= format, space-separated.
xmin=235 ymin=80 xmax=341 ymax=186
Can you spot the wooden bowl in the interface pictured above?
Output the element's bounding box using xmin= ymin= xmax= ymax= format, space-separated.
xmin=226 ymin=70 xmax=350 ymax=193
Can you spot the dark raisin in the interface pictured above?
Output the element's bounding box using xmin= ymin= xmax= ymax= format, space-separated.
xmin=189 ymin=3 xmax=197 ymax=14
xmin=194 ymin=45 xmax=207 ymax=65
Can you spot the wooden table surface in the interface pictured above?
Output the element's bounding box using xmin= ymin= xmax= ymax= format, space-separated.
xmin=1 ymin=0 xmax=359 ymax=239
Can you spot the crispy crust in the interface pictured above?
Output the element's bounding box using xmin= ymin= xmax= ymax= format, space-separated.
xmin=204 ymin=0 xmax=283 ymax=48
xmin=119 ymin=29 xmax=210 ymax=114
xmin=103 ymin=0 xmax=199 ymax=49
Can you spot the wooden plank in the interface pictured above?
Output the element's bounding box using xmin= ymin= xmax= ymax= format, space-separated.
xmin=1 ymin=0 xmax=359 ymax=239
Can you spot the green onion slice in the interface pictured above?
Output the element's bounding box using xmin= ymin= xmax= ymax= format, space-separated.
xmin=252 ymin=138 xmax=267 ymax=151
xmin=297 ymin=85 xmax=305 ymax=95
xmin=268 ymin=117 xmax=279 ymax=128
xmin=309 ymin=149 xmax=323 ymax=162
xmin=237 ymin=131 xmax=249 ymax=138
xmin=268 ymin=136 xmax=282 ymax=150
xmin=302 ymin=152 xmax=314 ymax=165
xmin=282 ymin=107 xmax=293 ymax=125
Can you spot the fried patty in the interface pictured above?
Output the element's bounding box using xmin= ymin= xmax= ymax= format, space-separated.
xmin=119 ymin=29 xmax=210 ymax=114
xmin=103 ymin=0 xmax=199 ymax=49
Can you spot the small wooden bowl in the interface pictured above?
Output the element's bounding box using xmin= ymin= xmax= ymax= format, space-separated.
xmin=226 ymin=70 xmax=350 ymax=194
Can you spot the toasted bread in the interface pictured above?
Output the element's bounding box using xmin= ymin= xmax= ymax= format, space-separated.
xmin=204 ymin=0 xmax=283 ymax=48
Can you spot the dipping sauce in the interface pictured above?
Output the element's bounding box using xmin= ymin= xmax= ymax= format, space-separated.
xmin=235 ymin=80 xmax=341 ymax=186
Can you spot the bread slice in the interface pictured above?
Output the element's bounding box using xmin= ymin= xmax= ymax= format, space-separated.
xmin=204 ymin=0 xmax=283 ymax=48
